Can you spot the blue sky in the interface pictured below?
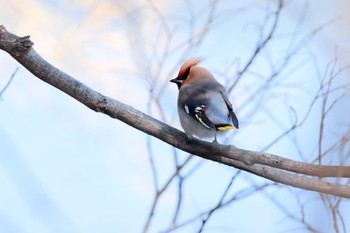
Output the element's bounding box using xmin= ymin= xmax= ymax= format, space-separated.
xmin=0 ymin=0 xmax=350 ymax=232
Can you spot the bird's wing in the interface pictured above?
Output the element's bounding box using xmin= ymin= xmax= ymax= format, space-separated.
xmin=179 ymin=86 xmax=216 ymax=131
xmin=218 ymin=86 xmax=239 ymax=129
xmin=179 ymin=84 xmax=238 ymax=131
xmin=181 ymin=102 xmax=217 ymax=131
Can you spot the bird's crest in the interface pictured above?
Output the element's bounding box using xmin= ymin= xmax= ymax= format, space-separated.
xmin=177 ymin=57 xmax=204 ymax=80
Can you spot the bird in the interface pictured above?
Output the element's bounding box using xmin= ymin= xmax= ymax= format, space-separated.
xmin=170 ymin=58 xmax=239 ymax=143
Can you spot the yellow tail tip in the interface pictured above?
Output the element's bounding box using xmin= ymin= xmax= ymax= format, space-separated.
xmin=217 ymin=125 xmax=236 ymax=131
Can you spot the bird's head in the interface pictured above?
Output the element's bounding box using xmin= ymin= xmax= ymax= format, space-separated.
xmin=170 ymin=57 xmax=203 ymax=90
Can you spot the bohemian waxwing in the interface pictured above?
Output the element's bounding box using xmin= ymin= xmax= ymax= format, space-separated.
xmin=170 ymin=58 xmax=239 ymax=142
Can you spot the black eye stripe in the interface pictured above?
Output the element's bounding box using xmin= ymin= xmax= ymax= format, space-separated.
xmin=178 ymin=66 xmax=191 ymax=80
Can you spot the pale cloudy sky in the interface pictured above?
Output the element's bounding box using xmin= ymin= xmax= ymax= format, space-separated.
xmin=0 ymin=0 xmax=349 ymax=233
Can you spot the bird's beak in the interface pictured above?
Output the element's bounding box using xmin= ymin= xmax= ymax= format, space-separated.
xmin=170 ymin=78 xmax=182 ymax=90
xmin=170 ymin=78 xmax=181 ymax=84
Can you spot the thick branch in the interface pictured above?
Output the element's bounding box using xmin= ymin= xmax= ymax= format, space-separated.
xmin=1 ymin=25 xmax=349 ymax=198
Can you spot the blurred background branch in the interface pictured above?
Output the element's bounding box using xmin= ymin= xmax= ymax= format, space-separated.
xmin=0 ymin=67 xmax=18 ymax=100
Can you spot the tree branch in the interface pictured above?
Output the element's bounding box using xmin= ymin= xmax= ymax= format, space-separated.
xmin=1 ymin=25 xmax=349 ymax=198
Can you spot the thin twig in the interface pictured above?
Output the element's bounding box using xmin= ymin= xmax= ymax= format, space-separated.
xmin=163 ymin=182 xmax=272 ymax=233
xmin=142 ymin=155 xmax=193 ymax=233
xmin=197 ymin=170 xmax=241 ymax=233
xmin=0 ymin=67 xmax=19 ymax=100
xmin=228 ymin=0 xmax=283 ymax=93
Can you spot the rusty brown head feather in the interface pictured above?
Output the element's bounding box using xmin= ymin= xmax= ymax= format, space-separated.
xmin=170 ymin=58 xmax=204 ymax=90
xmin=177 ymin=57 xmax=203 ymax=80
